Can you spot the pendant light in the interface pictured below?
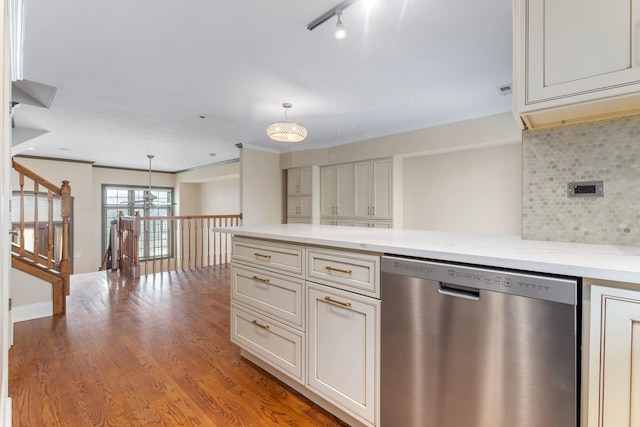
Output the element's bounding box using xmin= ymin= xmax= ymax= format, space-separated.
xmin=266 ymin=103 xmax=308 ymax=142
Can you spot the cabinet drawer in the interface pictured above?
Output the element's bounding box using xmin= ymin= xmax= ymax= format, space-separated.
xmin=307 ymin=248 xmax=380 ymax=297
xmin=231 ymin=304 xmax=305 ymax=384
xmin=231 ymin=264 xmax=305 ymax=329
xmin=232 ymin=237 xmax=304 ymax=277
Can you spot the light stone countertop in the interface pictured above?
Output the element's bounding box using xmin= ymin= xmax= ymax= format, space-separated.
xmin=216 ymin=224 xmax=640 ymax=285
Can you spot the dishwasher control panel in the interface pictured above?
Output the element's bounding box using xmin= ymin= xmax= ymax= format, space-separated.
xmin=382 ymin=256 xmax=577 ymax=305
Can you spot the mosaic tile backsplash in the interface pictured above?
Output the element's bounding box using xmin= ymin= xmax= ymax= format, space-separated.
xmin=522 ymin=114 xmax=640 ymax=246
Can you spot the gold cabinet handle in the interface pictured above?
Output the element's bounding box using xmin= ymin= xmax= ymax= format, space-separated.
xmin=324 ymin=296 xmax=352 ymax=309
xmin=325 ymin=266 xmax=352 ymax=275
xmin=251 ymin=320 xmax=269 ymax=330
xmin=252 ymin=275 xmax=270 ymax=284
xmin=254 ymin=252 xmax=272 ymax=260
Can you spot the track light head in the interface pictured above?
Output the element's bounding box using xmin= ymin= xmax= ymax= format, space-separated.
xmin=335 ymin=10 xmax=346 ymax=39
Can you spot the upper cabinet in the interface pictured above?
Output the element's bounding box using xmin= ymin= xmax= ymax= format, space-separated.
xmin=320 ymin=158 xmax=393 ymax=227
xmin=320 ymin=163 xmax=354 ymax=219
xmin=514 ymin=0 xmax=640 ymax=128
xmin=353 ymin=158 xmax=392 ymax=220
xmin=288 ymin=167 xmax=313 ymax=196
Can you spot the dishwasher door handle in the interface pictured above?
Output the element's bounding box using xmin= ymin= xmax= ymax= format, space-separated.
xmin=438 ymin=282 xmax=480 ymax=300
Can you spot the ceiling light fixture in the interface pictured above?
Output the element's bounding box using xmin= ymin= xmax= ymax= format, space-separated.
xmin=307 ymin=0 xmax=358 ymax=33
xmin=266 ymin=103 xmax=308 ymax=143
xmin=335 ymin=10 xmax=347 ymax=39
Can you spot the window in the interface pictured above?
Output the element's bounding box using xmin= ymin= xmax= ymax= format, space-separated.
xmin=102 ymin=185 xmax=174 ymax=260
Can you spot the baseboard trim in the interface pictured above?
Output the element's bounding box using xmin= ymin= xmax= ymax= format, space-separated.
xmin=11 ymin=302 xmax=53 ymax=324
xmin=5 ymin=397 xmax=11 ymax=427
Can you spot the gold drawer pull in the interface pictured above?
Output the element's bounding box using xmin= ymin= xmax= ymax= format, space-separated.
xmin=325 ymin=266 xmax=352 ymax=275
xmin=254 ymin=252 xmax=272 ymax=260
xmin=252 ymin=276 xmax=270 ymax=284
xmin=251 ymin=320 xmax=270 ymax=330
xmin=324 ymin=296 xmax=352 ymax=309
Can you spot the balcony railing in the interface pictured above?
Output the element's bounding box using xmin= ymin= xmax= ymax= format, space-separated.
xmin=107 ymin=212 xmax=242 ymax=277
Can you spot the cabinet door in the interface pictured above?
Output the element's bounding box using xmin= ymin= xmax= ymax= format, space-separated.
xmin=288 ymin=168 xmax=301 ymax=195
xmin=371 ymin=158 xmax=392 ymax=219
xmin=520 ymin=0 xmax=640 ymax=110
xmin=299 ymin=167 xmax=313 ymax=195
xmin=320 ymin=166 xmax=335 ymax=217
xmin=299 ymin=196 xmax=313 ymax=217
xmin=588 ymin=285 xmax=640 ymax=427
xmin=307 ymin=283 xmax=378 ymax=424
xmin=353 ymin=161 xmax=371 ymax=218
xmin=287 ymin=196 xmax=301 ymax=217
xmin=335 ymin=163 xmax=353 ymax=218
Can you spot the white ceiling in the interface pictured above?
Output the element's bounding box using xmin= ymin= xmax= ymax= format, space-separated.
xmin=12 ymin=0 xmax=514 ymax=172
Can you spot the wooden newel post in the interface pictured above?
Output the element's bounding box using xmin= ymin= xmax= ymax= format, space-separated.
xmin=60 ymin=180 xmax=72 ymax=295
xmin=133 ymin=212 xmax=141 ymax=278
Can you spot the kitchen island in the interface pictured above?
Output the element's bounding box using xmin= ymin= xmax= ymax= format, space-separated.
xmin=218 ymin=224 xmax=640 ymax=427
xmin=218 ymin=223 xmax=640 ymax=284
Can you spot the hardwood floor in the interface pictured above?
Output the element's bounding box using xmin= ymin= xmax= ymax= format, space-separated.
xmin=9 ymin=265 xmax=348 ymax=426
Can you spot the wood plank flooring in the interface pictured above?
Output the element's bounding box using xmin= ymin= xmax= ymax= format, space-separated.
xmin=9 ymin=265 xmax=348 ymax=426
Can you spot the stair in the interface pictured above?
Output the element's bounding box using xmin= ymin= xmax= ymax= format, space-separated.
xmin=10 ymin=159 xmax=72 ymax=315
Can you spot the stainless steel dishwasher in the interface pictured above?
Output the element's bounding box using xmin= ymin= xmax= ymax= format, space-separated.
xmin=381 ymin=255 xmax=580 ymax=427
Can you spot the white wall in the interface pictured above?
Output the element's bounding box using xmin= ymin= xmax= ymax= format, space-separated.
xmin=200 ymin=175 xmax=240 ymax=215
xmin=10 ymin=270 xmax=52 ymax=322
xmin=239 ymin=146 xmax=282 ymax=226
xmin=403 ymin=143 xmax=522 ymax=235
xmin=178 ymin=182 xmax=201 ymax=215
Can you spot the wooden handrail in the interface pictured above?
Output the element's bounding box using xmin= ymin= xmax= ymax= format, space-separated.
xmin=12 ymin=159 xmax=63 ymax=194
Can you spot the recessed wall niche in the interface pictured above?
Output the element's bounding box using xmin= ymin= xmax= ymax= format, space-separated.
xmin=522 ymin=114 xmax=640 ymax=246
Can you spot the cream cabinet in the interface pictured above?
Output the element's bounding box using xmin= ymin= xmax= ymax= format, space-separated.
xmin=320 ymin=158 xmax=393 ymax=226
xmin=320 ymin=163 xmax=353 ymax=219
xmin=514 ymin=0 xmax=640 ymax=127
xmin=307 ymin=282 xmax=378 ymax=425
xmin=288 ymin=167 xmax=313 ymax=196
xmin=587 ymin=285 xmax=640 ymax=427
xmin=287 ymin=166 xmax=319 ymax=224
xmin=230 ymin=236 xmax=380 ymax=427
xmin=353 ymin=158 xmax=392 ymax=220
xmin=230 ymin=238 xmax=306 ymax=384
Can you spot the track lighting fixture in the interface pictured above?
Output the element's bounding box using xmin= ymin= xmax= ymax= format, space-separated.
xmin=307 ymin=0 xmax=358 ymax=36
xmin=335 ymin=10 xmax=346 ymax=39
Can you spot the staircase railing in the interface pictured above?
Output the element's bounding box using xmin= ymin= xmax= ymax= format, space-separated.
xmin=10 ymin=159 xmax=72 ymax=314
xmin=107 ymin=212 xmax=242 ymax=276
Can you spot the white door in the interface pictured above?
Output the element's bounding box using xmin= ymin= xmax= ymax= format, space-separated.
xmin=588 ymin=285 xmax=640 ymax=427
xmin=521 ymin=0 xmax=640 ymax=109
xmin=307 ymin=283 xmax=377 ymax=423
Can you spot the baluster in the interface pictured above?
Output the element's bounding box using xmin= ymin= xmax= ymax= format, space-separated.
xmin=33 ymin=181 xmax=39 ymax=264
xmin=19 ymin=172 xmax=25 ymax=256
xmin=180 ymin=218 xmax=185 ymax=270
xmin=47 ymin=190 xmax=53 ymax=269
xmin=207 ymin=217 xmax=211 ymax=267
